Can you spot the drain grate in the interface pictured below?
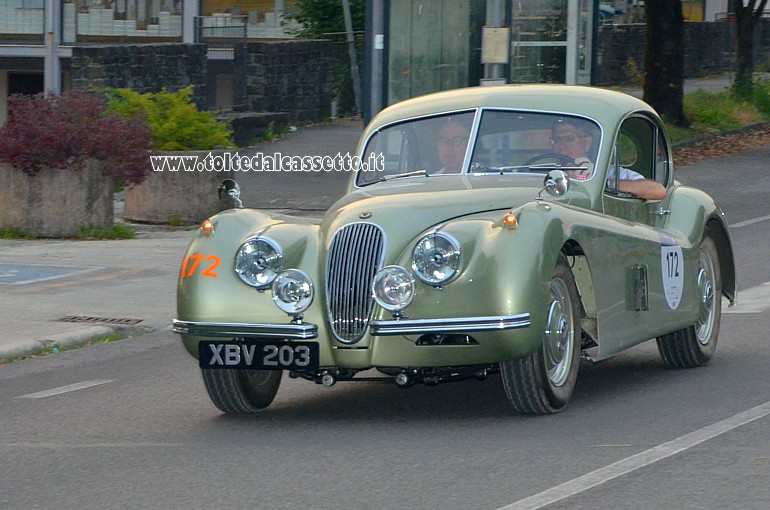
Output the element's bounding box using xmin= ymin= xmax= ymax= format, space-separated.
xmin=57 ymin=316 xmax=143 ymax=326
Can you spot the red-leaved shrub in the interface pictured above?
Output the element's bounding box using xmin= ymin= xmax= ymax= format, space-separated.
xmin=0 ymin=90 xmax=154 ymax=185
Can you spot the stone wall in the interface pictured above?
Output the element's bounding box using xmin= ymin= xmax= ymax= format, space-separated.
xmin=238 ymin=40 xmax=334 ymax=121
xmin=597 ymin=19 xmax=770 ymax=86
xmin=0 ymin=161 xmax=113 ymax=237
xmin=123 ymin=150 xmax=224 ymax=225
xmin=70 ymin=43 xmax=208 ymax=107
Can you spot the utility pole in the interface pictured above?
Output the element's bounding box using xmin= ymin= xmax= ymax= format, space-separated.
xmin=342 ymin=0 xmax=362 ymax=115
xmin=44 ymin=0 xmax=61 ymax=94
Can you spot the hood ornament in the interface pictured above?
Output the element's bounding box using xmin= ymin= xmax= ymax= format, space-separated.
xmin=359 ymin=211 xmax=372 ymax=219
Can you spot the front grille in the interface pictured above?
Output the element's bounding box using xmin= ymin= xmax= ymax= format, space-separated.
xmin=326 ymin=223 xmax=385 ymax=343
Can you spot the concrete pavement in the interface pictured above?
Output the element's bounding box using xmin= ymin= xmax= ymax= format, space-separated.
xmin=0 ymin=77 xmax=736 ymax=362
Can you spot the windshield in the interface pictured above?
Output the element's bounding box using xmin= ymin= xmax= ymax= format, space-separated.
xmin=356 ymin=110 xmax=601 ymax=187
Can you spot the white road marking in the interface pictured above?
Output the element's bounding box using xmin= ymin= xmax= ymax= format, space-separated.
xmin=16 ymin=379 xmax=112 ymax=399
xmin=496 ymin=400 xmax=770 ymax=510
xmin=0 ymin=265 xmax=103 ymax=286
xmin=0 ymin=442 xmax=184 ymax=449
xmin=724 ymin=281 xmax=770 ymax=314
xmin=731 ymin=214 xmax=770 ymax=229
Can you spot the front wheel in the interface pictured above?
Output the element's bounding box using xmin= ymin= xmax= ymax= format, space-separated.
xmin=201 ymin=369 xmax=282 ymax=414
xmin=656 ymin=231 xmax=722 ymax=368
xmin=500 ymin=255 xmax=582 ymax=414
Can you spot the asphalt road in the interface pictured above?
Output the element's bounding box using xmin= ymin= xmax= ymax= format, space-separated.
xmin=1 ymin=150 xmax=769 ymax=510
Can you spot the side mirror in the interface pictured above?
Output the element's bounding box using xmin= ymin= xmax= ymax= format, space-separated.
xmin=217 ymin=179 xmax=243 ymax=210
xmin=541 ymin=170 xmax=570 ymax=198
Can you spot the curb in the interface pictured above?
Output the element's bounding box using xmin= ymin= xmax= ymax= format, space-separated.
xmin=0 ymin=325 xmax=150 ymax=362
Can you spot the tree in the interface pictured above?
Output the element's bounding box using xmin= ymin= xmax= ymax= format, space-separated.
xmin=732 ymin=0 xmax=770 ymax=100
xmin=284 ymin=0 xmax=366 ymax=115
xmin=643 ymin=0 xmax=686 ymax=126
xmin=285 ymin=0 xmax=365 ymax=41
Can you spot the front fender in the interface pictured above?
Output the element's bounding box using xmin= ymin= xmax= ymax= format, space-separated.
xmin=176 ymin=209 xmax=330 ymax=358
xmin=372 ymin=202 xmax=574 ymax=359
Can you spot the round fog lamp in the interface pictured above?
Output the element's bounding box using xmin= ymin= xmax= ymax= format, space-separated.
xmin=372 ymin=265 xmax=415 ymax=313
xmin=272 ymin=269 xmax=314 ymax=314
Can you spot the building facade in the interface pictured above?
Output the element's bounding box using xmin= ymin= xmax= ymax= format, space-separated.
xmin=0 ymin=0 xmax=298 ymax=123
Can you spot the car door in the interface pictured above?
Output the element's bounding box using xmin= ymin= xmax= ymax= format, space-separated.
xmin=593 ymin=114 xmax=683 ymax=358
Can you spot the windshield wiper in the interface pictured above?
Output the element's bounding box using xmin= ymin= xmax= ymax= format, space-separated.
xmin=469 ymin=163 xmax=528 ymax=174
xmin=470 ymin=163 xmax=589 ymax=174
xmin=378 ymin=170 xmax=428 ymax=182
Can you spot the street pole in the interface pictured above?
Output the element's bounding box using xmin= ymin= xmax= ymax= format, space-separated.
xmin=342 ymin=0 xmax=362 ymax=115
xmin=44 ymin=0 xmax=61 ymax=94
xmin=484 ymin=0 xmax=506 ymax=81
xmin=363 ymin=0 xmax=385 ymax=123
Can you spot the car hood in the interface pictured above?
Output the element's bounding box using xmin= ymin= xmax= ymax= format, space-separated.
xmin=322 ymin=175 xmax=550 ymax=238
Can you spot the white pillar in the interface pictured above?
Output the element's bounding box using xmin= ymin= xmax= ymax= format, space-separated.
xmin=183 ymin=0 xmax=200 ymax=43
xmin=566 ymin=0 xmax=579 ymax=85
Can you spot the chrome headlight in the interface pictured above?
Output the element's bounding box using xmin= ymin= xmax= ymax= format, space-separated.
xmin=411 ymin=232 xmax=462 ymax=285
xmin=272 ymin=269 xmax=314 ymax=314
xmin=234 ymin=237 xmax=283 ymax=288
xmin=372 ymin=265 xmax=415 ymax=313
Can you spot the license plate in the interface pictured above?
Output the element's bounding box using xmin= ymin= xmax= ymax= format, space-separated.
xmin=199 ymin=340 xmax=319 ymax=370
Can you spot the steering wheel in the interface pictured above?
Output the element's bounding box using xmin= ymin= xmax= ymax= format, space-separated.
xmin=523 ymin=153 xmax=576 ymax=167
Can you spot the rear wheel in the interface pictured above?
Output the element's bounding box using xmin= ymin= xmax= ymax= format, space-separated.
xmin=201 ymin=369 xmax=282 ymax=414
xmin=500 ymin=255 xmax=582 ymax=414
xmin=656 ymin=232 xmax=721 ymax=368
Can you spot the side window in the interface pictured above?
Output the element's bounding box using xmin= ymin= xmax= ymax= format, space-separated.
xmin=606 ymin=116 xmax=655 ymax=192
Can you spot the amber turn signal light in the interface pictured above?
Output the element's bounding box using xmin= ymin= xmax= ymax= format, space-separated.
xmin=503 ymin=212 xmax=517 ymax=227
xmin=201 ymin=219 xmax=214 ymax=235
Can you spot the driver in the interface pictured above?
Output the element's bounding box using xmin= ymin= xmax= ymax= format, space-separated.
xmin=550 ymin=119 xmax=667 ymax=201
xmin=435 ymin=119 xmax=471 ymax=174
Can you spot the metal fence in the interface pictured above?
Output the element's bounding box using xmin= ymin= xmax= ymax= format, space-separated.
xmin=194 ymin=16 xmax=247 ymax=60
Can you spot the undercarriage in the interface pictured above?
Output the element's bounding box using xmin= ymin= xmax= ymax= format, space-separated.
xmin=289 ymin=364 xmax=500 ymax=388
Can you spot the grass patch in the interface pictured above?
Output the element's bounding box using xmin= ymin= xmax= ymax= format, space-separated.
xmin=1 ymin=224 xmax=135 ymax=240
xmin=76 ymin=223 xmax=136 ymax=240
xmin=0 ymin=226 xmax=37 ymax=239
xmin=168 ymin=214 xmax=183 ymax=227
xmin=683 ymin=90 xmax=761 ymax=133
xmin=663 ymin=79 xmax=770 ymax=142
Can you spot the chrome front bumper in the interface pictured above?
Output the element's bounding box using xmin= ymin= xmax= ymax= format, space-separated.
xmin=369 ymin=313 xmax=531 ymax=336
xmin=173 ymin=313 xmax=530 ymax=341
xmin=172 ymin=319 xmax=318 ymax=339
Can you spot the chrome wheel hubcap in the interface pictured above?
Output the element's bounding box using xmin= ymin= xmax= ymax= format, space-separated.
xmin=544 ymin=278 xmax=574 ymax=387
xmin=696 ymin=250 xmax=716 ymax=346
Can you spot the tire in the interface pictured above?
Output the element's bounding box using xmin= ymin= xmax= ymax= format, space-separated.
xmin=500 ymin=254 xmax=582 ymax=414
xmin=656 ymin=232 xmax=722 ymax=368
xmin=201 ymin=368 xmax=282 ymax=414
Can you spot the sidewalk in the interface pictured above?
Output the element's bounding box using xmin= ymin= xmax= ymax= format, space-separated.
xmin=0 ymin=76 xmax=735 ymax=362
xmin=0 ymin=117 xmax=365 ymax=362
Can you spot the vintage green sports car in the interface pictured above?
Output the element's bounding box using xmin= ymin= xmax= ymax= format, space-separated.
xmin=173 ymin=85 xmax=736 ymax=415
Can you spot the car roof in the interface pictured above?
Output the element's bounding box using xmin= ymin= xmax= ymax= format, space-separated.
xmin=364 ymin=84 xmax=659 ymax=137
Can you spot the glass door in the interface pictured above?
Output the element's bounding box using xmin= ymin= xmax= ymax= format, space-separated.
xmin=510 ymin=0 xmax=593 ymax=84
